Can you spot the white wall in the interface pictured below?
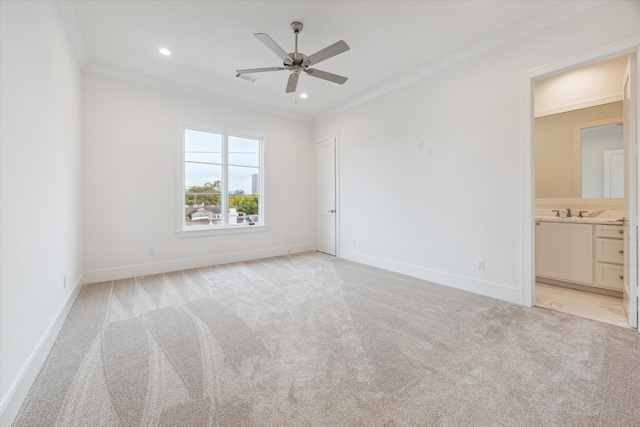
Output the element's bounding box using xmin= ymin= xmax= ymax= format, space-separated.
xmin=0 ymin=0 xmax=83 ymax=423
xmin=82 ymin=72 xmax=314 ymax=280
xmin=313 ymin=1 xmax=640 ymax=304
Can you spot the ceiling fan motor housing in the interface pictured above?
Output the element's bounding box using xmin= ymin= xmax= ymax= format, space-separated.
xmin=286 ymin=53 xmax=308 ymax=71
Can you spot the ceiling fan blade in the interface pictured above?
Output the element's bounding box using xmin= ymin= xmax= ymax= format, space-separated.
xmin=285 ymin=73 xmax=299 ymax=93
xmin=304 ymin=40 xmax=350 ymax=66
xmin=254 ymin=33 xmax=292 ymax=64
xmin=236 ymin=67 xmax=286 ymax=75
xmin=304 ymin=68 xmax=348 ymax=85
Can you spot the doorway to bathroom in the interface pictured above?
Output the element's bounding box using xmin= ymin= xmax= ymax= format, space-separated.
xmin=522 ymin=41 xmax=639 ymax=330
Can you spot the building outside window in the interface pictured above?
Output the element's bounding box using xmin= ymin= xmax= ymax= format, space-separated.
xmin=180 ymin=124 xmax=263 ymax=233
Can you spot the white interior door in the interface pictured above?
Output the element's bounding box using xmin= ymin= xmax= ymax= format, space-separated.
xmin=622 ymin=53 xmax=638 ymax=329
xmin=315 ymin=137 xmax=336 ymax=256
xmin=604 ymin=148 xmax=624 ymax=198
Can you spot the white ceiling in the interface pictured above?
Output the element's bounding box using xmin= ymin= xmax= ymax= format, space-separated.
xmin=68 ymin=0 xmax=582 ymax=119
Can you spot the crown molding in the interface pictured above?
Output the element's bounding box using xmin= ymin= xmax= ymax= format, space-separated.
xmin=56 ymin=0 xmax=88 ymax=65
xmin=83 ymin=62 xmax=313 ymax=124
xmin=314 ymin=0 xmax=607 ymax=122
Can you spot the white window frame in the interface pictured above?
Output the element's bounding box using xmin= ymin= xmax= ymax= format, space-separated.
xmin=177 ymin=120 xmax=266 ymax=237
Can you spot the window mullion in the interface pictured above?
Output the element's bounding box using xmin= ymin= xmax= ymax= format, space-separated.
xmin=222 ymin=133 xmax=229 ymax=226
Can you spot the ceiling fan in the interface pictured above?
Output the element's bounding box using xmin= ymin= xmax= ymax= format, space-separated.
xmin=236 ymin=22 xmax=350 ymax=93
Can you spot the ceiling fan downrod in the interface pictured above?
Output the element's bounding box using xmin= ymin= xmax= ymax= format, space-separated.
xmin=292 ymin=22 xmax=303 ymax=58
xmin=292 ymin=22 xmax=303 ymax=73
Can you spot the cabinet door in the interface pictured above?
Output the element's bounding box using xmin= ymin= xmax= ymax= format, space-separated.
xmin=595 ymin=262 xmax=624 ymax=291
xmin=536 ymin=222 xmax=593 ymax=285
xmin=595 ymin=238 xmax=624 ymax=264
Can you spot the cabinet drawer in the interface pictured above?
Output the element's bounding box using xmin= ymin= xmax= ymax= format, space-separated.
xmin=595 ymin=262 xmax=624 ymax=291
xmin=595 ymin=238 xmax=624 ymax=264
xmin=595 ymin=224 xmax=624 ymax=239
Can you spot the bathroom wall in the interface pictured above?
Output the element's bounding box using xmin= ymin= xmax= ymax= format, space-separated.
xmin=535 ymin=54 xmax=628 ymax=117
xmin=536 ymin=198 xmax=624 ymax=212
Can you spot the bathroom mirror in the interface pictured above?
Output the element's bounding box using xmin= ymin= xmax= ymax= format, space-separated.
xmin=580 ymin=122 xmax=624 ymax=198
xmin=534 ymin=102 xmax=623 ymax=199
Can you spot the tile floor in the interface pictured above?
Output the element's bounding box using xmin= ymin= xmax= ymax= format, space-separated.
xmin=535 ymin=282 xmax=629 ymax=328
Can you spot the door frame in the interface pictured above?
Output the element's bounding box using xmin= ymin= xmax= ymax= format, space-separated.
xmin=313 ymin=134 xmax=340 ymax=257
xmin=521 ymin=37 xmax=640 ymax=315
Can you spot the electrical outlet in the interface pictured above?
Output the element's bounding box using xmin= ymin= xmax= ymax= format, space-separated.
xmin=476 ymin=259 xmax=485 ymax=271
xmin=148 ymin=247 xmax=155 ymax=256
xmin=418 ymin=141 xmax=424 ymax=151
xmin=427 ymin=147 xmax=434 ymax=156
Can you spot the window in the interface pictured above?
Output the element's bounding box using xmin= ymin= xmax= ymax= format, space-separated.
xmin=179 ymin=124 xmax=263 ymax=234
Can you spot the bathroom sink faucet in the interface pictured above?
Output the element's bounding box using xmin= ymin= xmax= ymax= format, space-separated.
xmin=566 ymin=208 xmax=572 ymax=218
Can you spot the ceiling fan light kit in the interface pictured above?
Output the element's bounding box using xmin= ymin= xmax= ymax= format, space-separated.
xmin=236 ymin=21 xmax=350 ymax=93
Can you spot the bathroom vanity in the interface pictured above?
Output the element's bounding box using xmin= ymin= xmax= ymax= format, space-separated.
xmin=536 ymin=217 xmax=624 ymax=293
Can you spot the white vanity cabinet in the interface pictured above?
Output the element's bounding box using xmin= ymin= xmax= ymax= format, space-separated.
xmin=535 ymin=221 xmax=594 ymax=285
xmin=594 ymin=224 xmax=624 ymax=291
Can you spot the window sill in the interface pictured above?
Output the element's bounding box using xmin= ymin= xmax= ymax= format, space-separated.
xmin=177 ymin=224 xmax=269 ymax=238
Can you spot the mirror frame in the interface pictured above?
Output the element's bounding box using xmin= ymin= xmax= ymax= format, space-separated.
xmin=572 ymin=115 xmax=623 ymax=198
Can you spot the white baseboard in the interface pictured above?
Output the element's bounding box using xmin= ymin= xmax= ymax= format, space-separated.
xmin=0 ymin=274 xmax=84 ymax=427
xmin=339 ymin=249 xmax=522 ymax=305
xmin=83 ymin=243 xmax=314 ymax=284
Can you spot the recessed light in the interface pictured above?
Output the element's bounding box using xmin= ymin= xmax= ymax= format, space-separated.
xmin=300 ymin=93 xmax=308 ymax=99
xmin=159 ymin=48 xmax=171 ymax=56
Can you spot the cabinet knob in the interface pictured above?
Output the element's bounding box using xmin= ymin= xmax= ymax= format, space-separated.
xmin=618 ymin=230 xmax=624 ymax=234
xmin=619 ymin=275 xmax=624 ymax=280
xmin=618 ymin=249 xmax=624 ymax=254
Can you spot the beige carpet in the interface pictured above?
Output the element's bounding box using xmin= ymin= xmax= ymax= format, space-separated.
xmin=14 ymin=252 xmax=640 ymax=426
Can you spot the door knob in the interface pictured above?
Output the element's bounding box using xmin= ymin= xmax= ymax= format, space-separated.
xmin=328 ymin=209 xmax=336 ymax=213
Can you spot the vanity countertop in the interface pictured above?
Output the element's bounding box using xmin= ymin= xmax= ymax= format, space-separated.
xmin=535 ymin=216 xmax=624 ymax=224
